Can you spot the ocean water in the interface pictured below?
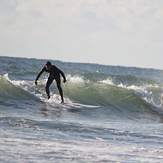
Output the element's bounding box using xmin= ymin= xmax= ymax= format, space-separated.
xmin=1 ymin=56 xmax=163 ymax=163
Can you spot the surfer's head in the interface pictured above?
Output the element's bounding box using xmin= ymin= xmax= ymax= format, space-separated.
xmin=45 ymin=61 xmax=52 ymax=70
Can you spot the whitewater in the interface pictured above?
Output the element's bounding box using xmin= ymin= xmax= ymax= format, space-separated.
xmin=1 ymin=56 xmax=163 ymax=163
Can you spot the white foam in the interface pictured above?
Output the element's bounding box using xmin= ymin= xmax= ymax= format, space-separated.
xmin=118 ymin=83 xmax=163 ymax=114
xmin=3 ymin=73 xmax=9 ymax=80
xmin=67 ymin=75 xmax=86 ymax=87
xmin=99 ymin=78 xmax=114 ymax=85
xmin=8 ymin=75 xmax=73 ymax=106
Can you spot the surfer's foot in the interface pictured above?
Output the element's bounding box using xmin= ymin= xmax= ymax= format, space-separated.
xmin=47 ymin=95 xmax=50 ymax=99
xmin=60 ymin=101 xmax=64 ymax=104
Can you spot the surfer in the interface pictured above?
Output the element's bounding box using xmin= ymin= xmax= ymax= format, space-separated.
xmin=35 ymin=61 xmax=66 ymax=103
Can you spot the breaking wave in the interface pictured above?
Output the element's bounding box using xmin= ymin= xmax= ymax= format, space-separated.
xmin=1 ymin=73 xmax=163 ymax=118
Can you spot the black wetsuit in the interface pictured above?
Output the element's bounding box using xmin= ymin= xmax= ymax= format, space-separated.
xmin=35 ymin=65 xmax=66 ymax=101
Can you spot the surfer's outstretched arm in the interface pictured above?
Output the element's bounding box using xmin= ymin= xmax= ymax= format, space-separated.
xmin=35 ymin=69 xmax=44 ymax=85
xmin=59 ymin=70 xmax=66 ymax=83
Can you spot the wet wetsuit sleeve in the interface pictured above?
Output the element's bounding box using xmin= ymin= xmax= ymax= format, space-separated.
xmin=59 ymin=69 xmax=66 ymax=81
xmin=35 ymin=67 xmax=46 ymax=81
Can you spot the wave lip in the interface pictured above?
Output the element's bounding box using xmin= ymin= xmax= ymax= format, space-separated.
xmin=0 ymin=74 xmax=40 ymax=103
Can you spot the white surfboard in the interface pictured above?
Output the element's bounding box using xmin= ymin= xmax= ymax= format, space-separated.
xmin=63 ymin=102 xmax=100 ymax=110
xmin=47 ymin=101 xmax=100 ymax=110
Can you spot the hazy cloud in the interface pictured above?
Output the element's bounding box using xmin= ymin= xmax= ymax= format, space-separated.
xmin=0 ymin=0 xmax=163 ymax=68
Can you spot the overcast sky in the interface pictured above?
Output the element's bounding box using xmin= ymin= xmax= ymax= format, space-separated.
xmin=0 ymin=0 xmax=163 ymax=69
